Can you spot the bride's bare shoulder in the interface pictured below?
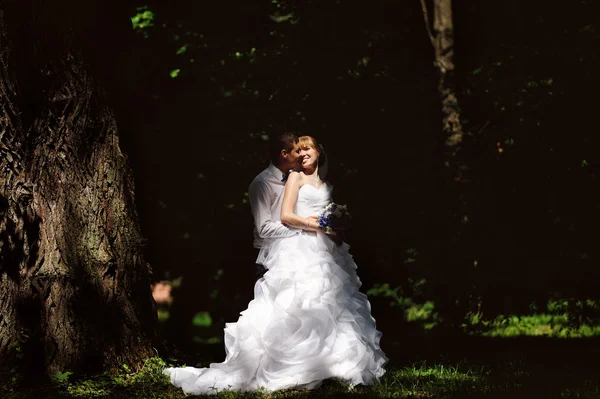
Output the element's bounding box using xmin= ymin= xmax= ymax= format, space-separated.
xmin=286 ymin=171 xmax=303 ymax=183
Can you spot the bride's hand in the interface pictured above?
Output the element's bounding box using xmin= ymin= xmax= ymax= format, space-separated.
xmin=304 ymin=216 xmax=319 ymax=231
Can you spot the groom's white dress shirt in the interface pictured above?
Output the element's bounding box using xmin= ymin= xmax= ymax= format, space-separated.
xmin=248 ymin=163 xmax=299 ymax=264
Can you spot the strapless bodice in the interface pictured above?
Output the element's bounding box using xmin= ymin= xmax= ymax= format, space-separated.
xmin=295 ymin=183 xmax=331 ymax=218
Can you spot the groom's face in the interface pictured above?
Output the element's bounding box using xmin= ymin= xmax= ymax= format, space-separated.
xmin=284 ymin=143 xmax=302 ymax=168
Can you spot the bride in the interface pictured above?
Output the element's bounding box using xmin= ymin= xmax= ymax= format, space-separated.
xmin=163 ymin=135 xmax=387 ymax=394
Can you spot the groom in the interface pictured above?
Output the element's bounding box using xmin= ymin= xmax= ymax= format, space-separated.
xmin=248 ymin=132 xmax=317 ymax=269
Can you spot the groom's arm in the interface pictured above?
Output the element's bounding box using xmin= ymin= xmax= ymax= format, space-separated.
xmin=248 ymin=180 xmax=299 ymax=239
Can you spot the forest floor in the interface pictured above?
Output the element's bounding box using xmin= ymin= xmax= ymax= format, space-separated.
xmin=3 ymin=334 xmax=599 ymax=398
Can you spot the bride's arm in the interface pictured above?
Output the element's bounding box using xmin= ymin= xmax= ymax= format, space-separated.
xmin=281 ymin=172 xmax=323 ymax=232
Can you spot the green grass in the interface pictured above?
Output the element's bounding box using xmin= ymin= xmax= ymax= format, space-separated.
xmin=3 ymin=356 xmax=600 ymax=398
xmin=463 ymin=298 xmax=600 ymax=338
xmin=467 ymin=313 xmax=600 ymax=338
xmin=367 ymin=284 xmax=600 ymax=339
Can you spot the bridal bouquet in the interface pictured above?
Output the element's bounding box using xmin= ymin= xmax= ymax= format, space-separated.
xmin=317 ymin=202 xmax=351 ymax=235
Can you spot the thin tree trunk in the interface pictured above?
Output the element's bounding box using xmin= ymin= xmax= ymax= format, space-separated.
xmin=421 ymin=0 xmax=468 ymax=162
xmin=429 ymin=0 xmax=465 ymax=152
xmin=420 ymin=0 xmax=474 ymax=322
xmin=0 ymin=3 xmax=157 ymax=375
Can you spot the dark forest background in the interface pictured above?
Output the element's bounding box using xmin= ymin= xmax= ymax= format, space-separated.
xmin=103 ymin=0 xmax=600 ymax=358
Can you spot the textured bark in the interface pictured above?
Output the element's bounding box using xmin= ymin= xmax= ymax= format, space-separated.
xmin=432 ymin=0 xmax=465 ymax=151
xmin=421 ymin=0 xmax=466 ymax=157
xmin=0 ymin=3 xmax=156 ymax=375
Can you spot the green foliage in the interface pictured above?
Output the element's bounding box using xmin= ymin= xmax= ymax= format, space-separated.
xmin=366 ymin=283 xmax=403 ymax=305
xmin=51 ymin=371 xmax=73 ymax=385
xmin=404 ymin=247 xmax=418 ymax=264
xmin=28 ymin=358 xmax=179 ymax=399
xmin=130 ymin=6 xmax=155 ymax=38
xmin=369 ymin=281 xmax=600 ymax=338
xmin=193 ymin=336 xmax=222 ymax=344
xmin=367 ymin=283 xmax=440 ymax=329
xmin=405 ymin=301 xmax=437 ymax=328
xmin=269 ymin=13 xmax=296 ymax=23
xmin=191 ymin=312 xmax=221 ymax=344
xmin=175 ymin=44 xmax=188 ymax=55
xmin=192 ymin=312 xmax=213 ymax=327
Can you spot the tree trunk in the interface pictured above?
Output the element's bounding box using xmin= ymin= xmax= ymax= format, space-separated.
xmin=421 ymin=0 xmax=475 ymax=322
xmin=431 ymin=0 xmax=465 ymax=153
xmin=421 ymin=0 xmax=467 ymax=160
xmin=0 ymin=2 xmax=157 ymax=375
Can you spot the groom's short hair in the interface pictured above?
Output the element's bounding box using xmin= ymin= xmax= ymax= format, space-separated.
xmin=269 ymin=132 xmax=299 ymax=163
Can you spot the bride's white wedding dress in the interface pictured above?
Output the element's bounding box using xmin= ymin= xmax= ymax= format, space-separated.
xmin=164 ymin=183 xmax=387 ymax=395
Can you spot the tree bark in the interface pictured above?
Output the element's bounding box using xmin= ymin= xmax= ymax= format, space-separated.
xmin=420 ymin=0 xmax=475 ymax=322
xmin=0 ymin=2 xmax=157 ymax=375
xmin=421 ymin=0 xmax=467 ymax=163
xmin=429 ymin=0 xmax=465 ymax=152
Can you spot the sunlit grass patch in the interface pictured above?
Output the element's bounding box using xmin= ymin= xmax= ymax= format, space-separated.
xmin=198 ymin=363 xmax=495 ymax=398
xmin=465 ymin=298 xmax=600 ymax=338
xmin=1 ymin=357 xmax=188 ymax=399
xmin=559 ymin=381 xmax=600 ymax=399
xmin=366 ymin=283 xmax=440 ymax=330
xmin=475 ymin=314 xmax=600 ymax=338
xmin=61 ymin=357 xmax=180 ymax=398
xmin=367 ymin=281 xmax=600 ymax=339
xmin=370 ymin=362 xmax=492 ymax=398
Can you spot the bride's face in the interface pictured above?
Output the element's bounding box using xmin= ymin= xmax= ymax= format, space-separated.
xmin=300 ymin=145 xmax=319 ymax=169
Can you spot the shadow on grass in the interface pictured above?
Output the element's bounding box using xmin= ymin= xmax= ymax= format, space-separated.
xmin=4 ymin=334 xmax=600 ymax=398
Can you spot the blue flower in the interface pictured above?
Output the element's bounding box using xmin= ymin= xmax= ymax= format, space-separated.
xmin=317 ymin=202 xmax=351 ymax=233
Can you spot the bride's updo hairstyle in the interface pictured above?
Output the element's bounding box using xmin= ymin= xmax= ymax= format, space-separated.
xmin=298 ymin=135 xmax=328 ymax=181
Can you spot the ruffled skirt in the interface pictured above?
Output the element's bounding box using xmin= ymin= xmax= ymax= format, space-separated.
xmin=163 ymin=231 xmax=387 ymax=395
